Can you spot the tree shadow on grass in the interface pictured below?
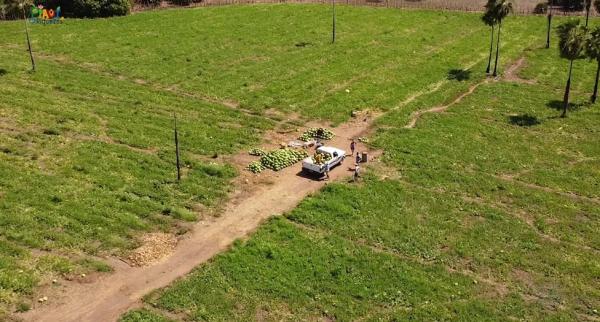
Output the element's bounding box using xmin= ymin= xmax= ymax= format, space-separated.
xmin=447 ymin=69 xmax=471 ymax=81
xmin=295 ymin=41 xmax=312 ymax=48
xmin=0 ymin=68 xmax=7 ymax=76
xmin=509 ymin=114 xmax=541 ymax=127
xmin=546 ymin=100 xmax=588 ymax=112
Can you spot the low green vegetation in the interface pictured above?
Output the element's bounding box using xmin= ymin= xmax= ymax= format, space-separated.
xmin=1 ymin=2 xmax=598 ymax=320
xmin=1 ymin=4 xmax=544 ymax=123
xmin=123 ymin=28 xmax=599 ymax=321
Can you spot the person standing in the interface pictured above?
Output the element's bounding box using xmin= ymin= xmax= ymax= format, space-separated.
xmin=350 ymin=139 xmax=356 ymax=156
xmin=354 ymin=164 xmax=360 ymax=182
xmin=355 ymin=152 xmax=361 ymax=165
xmin=316 ymin=138 xmax=323 ymax=148
xmin=324 ymin=163 xmax=330 ymax=181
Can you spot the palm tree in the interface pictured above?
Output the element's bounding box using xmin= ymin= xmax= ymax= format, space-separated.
xmin=585 ymin=26 xmax=600 ymax=103
xmin=482 ymin=2 xmax=498 ymax=74
xmin=492 ymin=0 xmax=513 ymax=77
xmin=557 ymin=20 xmax=587 ymax=117
xmin=547 ymin=0 xmax=554 ymax=48
xmin=585 ymin=0 xmax=592 ymax=26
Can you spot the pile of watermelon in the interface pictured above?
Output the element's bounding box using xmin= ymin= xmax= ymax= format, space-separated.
xmin=248 ymin=148 xmax=266 ymax=156
xmin=299 ymin=127 xmax=334 ymax=142
xmin=260 ymin=148 xmax=309 ymax=171
xmin=247 ymin=161 xmax=265 ymax=173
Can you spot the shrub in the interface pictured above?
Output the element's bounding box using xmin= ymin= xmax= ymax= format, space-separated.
xmin=0 ymin=0 xmax=25 ymax=20
xmin=3 ymin=0 xmax=133 ymax=18
xmin=534 ymin=2 xmax=548 ymax=14
xmin=69 ymin=0 xmax=130 ymax=18
xmin=555 ymin=0 xmax=585 ymax=11
xmin=169 ymin=0 xmax=202 ymax=5
xmin=134 ymin=0 xmax=162 ymax=7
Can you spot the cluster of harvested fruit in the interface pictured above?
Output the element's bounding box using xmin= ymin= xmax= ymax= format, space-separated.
xmin=298 ymin=127 xmax=334 ymax=141
xmin=248 ymin=148 xmax=266 ymax=156
xmin=247 ymin=148 xmax=309 ymax=173
xmin=247 ymin=127 xmax=336 ymax=173
xmin=247 ymin=161 xmax=265 ymax=173
xmin=259 ymin=148 xmax=308 ymax=171
xmin=311 ymin=152 xmax=332 ymax=165
xmin=358 ymin=136 xmax=369 ymax=143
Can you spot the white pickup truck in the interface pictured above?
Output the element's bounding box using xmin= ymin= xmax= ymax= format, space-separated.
xmin=302 ymin=146 xmax=346 ymax=175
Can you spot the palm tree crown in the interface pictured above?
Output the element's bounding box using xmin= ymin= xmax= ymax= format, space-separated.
xmin=494 ymin=0 xmax=513 ymax=22
xmin=558 ymin=20 xmax=587 ymax=60
xmin=483 ymin=0 xmax=499 ymax=20
xmin=585 ymin=26 xmax=600 ymax=61
xmin=585 ymin=25 xmax=600 ymax=102
xmin=481 ymin=10 xmax=496 ymax=27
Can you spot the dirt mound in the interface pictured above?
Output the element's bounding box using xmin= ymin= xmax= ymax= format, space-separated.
xmin=127 ymin=233 xmax=178 ymax=267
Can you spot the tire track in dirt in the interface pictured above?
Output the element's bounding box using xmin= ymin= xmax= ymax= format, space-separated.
xmin=403 ymin=57 xmax=531 ymax=129
xmin=503 ymin=56 xmax=536 ymax=84
xmin=392 ymin=57 xmax=485 ymax=112
xmin=495 ymin=173 xmax=600 ymax=206
xmin=404 ymin=78 xmax=489 ymax=128
xmin=460 ymin=194 xmax=600 ymax=255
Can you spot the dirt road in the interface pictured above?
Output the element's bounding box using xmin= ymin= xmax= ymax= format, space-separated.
xmin=21 ymin=117 xmax=378 ymax=322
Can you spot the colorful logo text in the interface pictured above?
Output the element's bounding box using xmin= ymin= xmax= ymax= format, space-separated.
xmin=30 ymin=5 xmax=64 ymax=24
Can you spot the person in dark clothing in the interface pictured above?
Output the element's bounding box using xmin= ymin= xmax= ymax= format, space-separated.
xmin=355 ymin=152 xmax=361 ymax=164
xmin=350 ymin=139 xmax=356 ymax=155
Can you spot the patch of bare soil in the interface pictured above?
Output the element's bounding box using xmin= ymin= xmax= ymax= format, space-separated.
xmin=503 ymin=57 xmax=536 ymax=84
xmin=446 ymin=262 xmax=510 ymax=299
xmin=512 ymin=268 xmax=535 ymax=288
xmin=126 ymin=233 xmax=178 ymax=267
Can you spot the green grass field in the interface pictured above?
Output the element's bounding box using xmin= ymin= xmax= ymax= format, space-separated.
xmin=109 ymin=7 xmax=599 ymax=322
xmin=122 ymin=46 xmax=600 ymax=320
xmin=1 ymin=3 xmax=598 ymax=320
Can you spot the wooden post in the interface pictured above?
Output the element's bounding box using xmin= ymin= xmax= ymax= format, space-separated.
xmin=546 ymin=1 xmax=553 ymax=49
xmin=173 ymin=113 xmax=181 ymax=182
xmin=22 ymin=5 xmax=36 ymax=72
xmin=332 ymin=0 xmax=336 ymax=43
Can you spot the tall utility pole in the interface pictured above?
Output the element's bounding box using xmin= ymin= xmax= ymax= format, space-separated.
xmin=173 ymin=113 xmax=181 ymax=182
xmin=21 ymin=4 xmax=36 ymax=72
xmin=546 ymin=0 xmax=553 ymax=49
xmin=332 ymin=0 xmax=336 ymax=43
